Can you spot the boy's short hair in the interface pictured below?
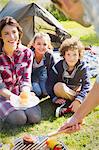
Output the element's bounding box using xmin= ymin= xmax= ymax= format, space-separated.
xmin=59 ymin=37 xmax=84 ymax=59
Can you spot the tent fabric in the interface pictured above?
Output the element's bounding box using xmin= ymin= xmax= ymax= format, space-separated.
xmin=0 ymin=0 xmax=71 ymax=48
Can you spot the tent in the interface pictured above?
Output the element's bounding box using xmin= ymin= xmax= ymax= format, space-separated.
xmin=0 ymin=0 xmax=71 ymax=48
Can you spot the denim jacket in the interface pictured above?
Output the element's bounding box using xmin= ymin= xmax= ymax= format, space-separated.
xmin=31 ymin=51 xmax=55 ymax=82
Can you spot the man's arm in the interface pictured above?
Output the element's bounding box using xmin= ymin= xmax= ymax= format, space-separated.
xmin=58 ymin=81 xmax=99 ymax=133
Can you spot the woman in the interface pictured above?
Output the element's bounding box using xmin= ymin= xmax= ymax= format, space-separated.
xmin=0 ymin=16 xmax=41 ymax=125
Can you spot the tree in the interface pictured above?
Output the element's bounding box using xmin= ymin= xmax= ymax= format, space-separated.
xmin=46 ymin=4 xmax=67 ymax=21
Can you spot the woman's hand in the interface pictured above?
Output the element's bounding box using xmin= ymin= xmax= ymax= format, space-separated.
xmin=10 ymin=93 xmax=19 ymax=101
xmin=30 ymin=92 xmax=36 ymax=97
xmin=0 ymin=88 xmax=16 ymax=100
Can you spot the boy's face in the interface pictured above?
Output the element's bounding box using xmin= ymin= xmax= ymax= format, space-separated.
xmin=33 ymin=37 xmax=48 ymax=55
xmin=64 ymin=49 xmax=79 ymax=68
xmin=51 ymin=0 xmax=91 ymax=27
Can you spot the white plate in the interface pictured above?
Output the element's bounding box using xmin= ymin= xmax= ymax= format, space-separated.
xmin=10 ymin=95 xmax=40 ymax=110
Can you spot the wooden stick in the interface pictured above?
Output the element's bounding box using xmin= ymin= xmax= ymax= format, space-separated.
xmin=47 ymin=130 xmax=65 ymax=137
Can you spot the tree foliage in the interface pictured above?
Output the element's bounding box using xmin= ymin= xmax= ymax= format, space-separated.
xmin=46 ymin=4 xmax=67 ymax=21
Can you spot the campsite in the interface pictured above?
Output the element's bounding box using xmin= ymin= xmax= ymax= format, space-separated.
xmin=0 ymin=0 xmax=99 ymax=150
xmin=0 ymin=0 xmax=71 ymax=48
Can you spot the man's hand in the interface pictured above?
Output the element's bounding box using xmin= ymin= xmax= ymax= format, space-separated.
xmin=58 ymin=116 xmax=83 ymax=134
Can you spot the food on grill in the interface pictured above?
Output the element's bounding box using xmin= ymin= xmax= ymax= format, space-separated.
xmin=46 ymin=137 xmax=60 ymax=149
xmin=13 ymin=136 xmax=68 ymax=150
xmin=23 ymin=134 xmax=36 ymax=145
xmin=19 ymin=91 xmax=29 ymax=105
xmin=53 ymin=145 xmax=63 ymax=150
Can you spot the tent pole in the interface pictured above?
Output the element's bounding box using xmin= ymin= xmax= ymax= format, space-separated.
xmin=33 ymin=15 xmax=35 ymax=37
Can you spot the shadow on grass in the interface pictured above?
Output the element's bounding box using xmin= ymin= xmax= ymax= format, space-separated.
xmin=39 ymin=97 xmax=57 ymax=121
xmin=0 ymin=97 xmax=73 ymax=138
xmin=39 ymin=97 xmax=73 ymax=122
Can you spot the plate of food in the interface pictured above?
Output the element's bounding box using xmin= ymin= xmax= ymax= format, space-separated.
xmin=10 ymin=93 xmax=40 ymax=110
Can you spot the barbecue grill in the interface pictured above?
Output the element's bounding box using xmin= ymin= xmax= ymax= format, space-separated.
xmin=12 ymin=135 xmax=68 ymax=150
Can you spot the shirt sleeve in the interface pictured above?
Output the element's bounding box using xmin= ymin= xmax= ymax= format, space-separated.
xmin=75 ymin=66 xmax=91 ymax=103
xmin=46 ymin=64 xmax=59 ymax=102
xmin=45 ymin=52 xmax=55 ymax=74
xmin=0 ymin=71 xmax=6 ymax=89
xmin=20 ymin=48 xmax=33 ymax=91
xmin=96 ymin=75 xmax=99 ymax=83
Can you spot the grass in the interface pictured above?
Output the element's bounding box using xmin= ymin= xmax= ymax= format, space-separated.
xmin=0 ymin=21 xmax=99 ymax=150
xmin=0 ymin=97 xmax=99 ymax=150
xmin=61 ymin=21 xmax=99 ymax=46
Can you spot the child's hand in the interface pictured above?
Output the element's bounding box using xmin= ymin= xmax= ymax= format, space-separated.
xmin=55 ymin=98 xmax=66 ymax=104
xmin=69 ymin=100 xmax=81 ymax=112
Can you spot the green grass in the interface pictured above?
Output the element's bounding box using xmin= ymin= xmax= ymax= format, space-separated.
xmin=0 ymin=21 xmax=99 ymax=150
xmin=0 ymin=98 xmax=99 ymax=150
xmin=61 ymin=21 xmax=99 ymax=46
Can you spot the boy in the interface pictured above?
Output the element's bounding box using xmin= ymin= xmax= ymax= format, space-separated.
xmin=46 ymin=37 xmax=91 ymax=117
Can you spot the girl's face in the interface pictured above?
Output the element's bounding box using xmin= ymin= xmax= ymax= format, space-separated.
xmin=33 ymin=37 xmax=48 ymax=55
xmin=1 ymin=24 xmax=19 ymax=50
xmin=64 ymin=49 xmax=79 ymax=68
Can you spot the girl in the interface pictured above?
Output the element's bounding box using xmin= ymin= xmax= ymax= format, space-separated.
xmin=0 ymin=16 xmax=41 ymax=125
xmin=46 ymin=37 xmax=91 ymax=117
xmin=28 ymin=32 xmax=55 ymax=98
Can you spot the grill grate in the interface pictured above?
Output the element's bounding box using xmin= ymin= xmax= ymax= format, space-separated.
xmin=12 ymin=136 xmax=68 ymax=150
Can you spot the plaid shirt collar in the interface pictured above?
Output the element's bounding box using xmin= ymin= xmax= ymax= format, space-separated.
xmin=0 ymin=43 xmax=23 ymax=56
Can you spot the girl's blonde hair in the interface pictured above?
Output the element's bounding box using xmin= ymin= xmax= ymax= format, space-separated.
xmin=59 ymin=37 xmax=85 ymax=59
xmin=28 ymin=32 xmax=53 ymax=50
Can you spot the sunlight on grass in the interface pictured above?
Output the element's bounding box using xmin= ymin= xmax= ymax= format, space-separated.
xmin=61 ymin=21 xmax=95 ymax=34
xmin=61 ymin=21 xmax=99 ymax=46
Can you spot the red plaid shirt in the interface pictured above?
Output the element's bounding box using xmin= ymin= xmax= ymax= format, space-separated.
xmin=0 ymin=44 xmax=33 ymax=119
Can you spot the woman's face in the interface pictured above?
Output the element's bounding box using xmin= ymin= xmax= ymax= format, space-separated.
xmin=1 ymin=24 xmax=19 ymax=50
xmin=64 ymin=49 xmax=79 ymax=68
xmin=33 ymin=37 xmax=48 ymax=55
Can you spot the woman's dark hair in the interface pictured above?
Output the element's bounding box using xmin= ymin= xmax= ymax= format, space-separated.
xmin=0 ymin=16 xmax=23 ymax=49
